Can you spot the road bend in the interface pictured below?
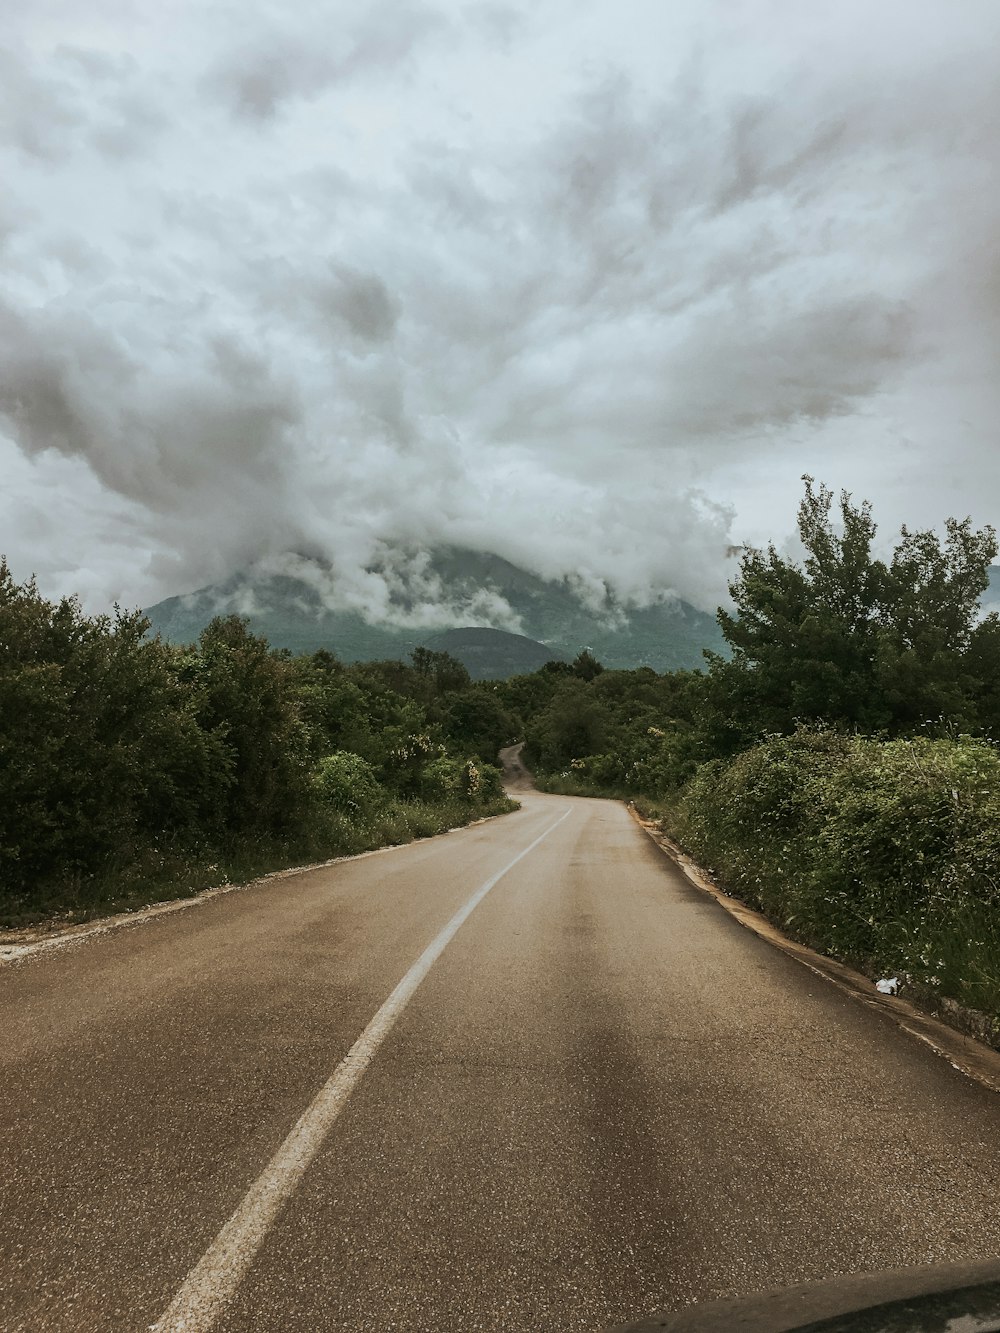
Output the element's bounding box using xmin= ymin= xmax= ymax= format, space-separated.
xmin=2 ymin=768 xmax=1000 ymax=1331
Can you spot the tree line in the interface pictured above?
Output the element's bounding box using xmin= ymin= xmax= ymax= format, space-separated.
xmin=0 ymin=566 xmax=518 ymax=925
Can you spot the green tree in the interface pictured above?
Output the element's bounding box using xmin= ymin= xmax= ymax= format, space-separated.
xmin=0 ymin=562 xmax=228 ymax=894
xmin=571 ymin=649 xmax=604 ymax=681
xmin=704 ymin=478 xmax=996 ymax=750
xmin=965 ymin=614 xmax=1000 ymax=738
xmin=185 ymin=616 xmax=312 ymax=835
xmin=525 ymin=681 xmax=614 ymax=770
xmin=437 ymin=687 xmax=518 ymax=762
xmin=410 ymin=647 xmax=471 ymax=695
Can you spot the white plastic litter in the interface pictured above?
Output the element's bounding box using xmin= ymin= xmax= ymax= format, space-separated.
xmin=876 ymin=977 xmax=899 ymax=995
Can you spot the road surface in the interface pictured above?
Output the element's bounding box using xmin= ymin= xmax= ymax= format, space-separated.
xmin=3 ymin=770 xmax=1000 ymax=1331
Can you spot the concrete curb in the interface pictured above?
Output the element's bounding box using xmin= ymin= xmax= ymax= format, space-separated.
xmin=628 ymin=805 xmax=1000 ymax=1097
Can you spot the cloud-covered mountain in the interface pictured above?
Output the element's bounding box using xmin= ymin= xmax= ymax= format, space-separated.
xmin=144 ymin=547 xmax=726 ymax=676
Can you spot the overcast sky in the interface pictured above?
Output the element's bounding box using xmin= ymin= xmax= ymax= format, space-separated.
xmin=2 ymin=0 xmax=1000 ymax=618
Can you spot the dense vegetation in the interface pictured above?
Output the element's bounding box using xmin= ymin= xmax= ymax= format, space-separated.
xmin=0 ymin=566 xmax=519 ymax=926
xmin=513 ymin=481 xmax=1000 ymax=1030
xmin=674 ymin=731 xmax=1000 ymax=1021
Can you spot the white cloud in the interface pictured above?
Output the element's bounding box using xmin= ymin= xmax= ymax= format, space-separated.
xmin=1 ymin=0 xmax=998 ymax=621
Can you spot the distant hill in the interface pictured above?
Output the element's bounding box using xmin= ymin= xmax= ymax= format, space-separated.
xmin=146 ymin=575 xmax=422 ymax=662
xmin=143 ymin=547 xmax=727 ymax=676
xmin=424 ymin=627 xmax=566 ymax=680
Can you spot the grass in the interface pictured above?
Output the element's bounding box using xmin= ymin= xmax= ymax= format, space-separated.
xmin=0 ymin=794 xmax=519 ymax=931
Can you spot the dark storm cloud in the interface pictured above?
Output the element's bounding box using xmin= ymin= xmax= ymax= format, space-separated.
xmin=0 ymin=300 xmax=300 ymax=523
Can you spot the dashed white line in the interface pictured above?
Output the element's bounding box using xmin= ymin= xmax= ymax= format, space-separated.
xmin=152 ymin=807 xmax=573 ymax=1333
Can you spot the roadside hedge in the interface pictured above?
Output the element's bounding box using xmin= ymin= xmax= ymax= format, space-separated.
xmin=669 ymin=728 xmax=1000 ymax=1018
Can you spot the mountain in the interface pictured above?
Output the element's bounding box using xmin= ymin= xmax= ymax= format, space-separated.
xmin=143 ymin=548 xmax=727 ymax=676
xmin=423 ymin=627 xmax=566 ymax=679
xmin=146 ymin=574 xmax=421 ymax=661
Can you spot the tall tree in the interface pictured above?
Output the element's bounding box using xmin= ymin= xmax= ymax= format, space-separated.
xmin=702 ymin=478 xmax=996 ymax=750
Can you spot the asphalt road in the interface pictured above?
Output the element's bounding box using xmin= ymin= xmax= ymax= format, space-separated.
xmin=3 ymin=769 xmax=1000 ymax=1332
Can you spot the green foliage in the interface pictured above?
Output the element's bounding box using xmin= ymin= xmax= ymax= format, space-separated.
xmin=524 ymin=681 xmax=614 ymax=772
xmin=436 ymin=687 xmax=519 ymax=764
xmin=184 ymin=616 xmax=313 ymax=836
xmin=417 ymin=754 xmax=503 ymax=803
xmin=380 ymin=731 xmax=444 ymax=796
xmin=409 ymin=646 xmax=471 ymax=694
xmin=521 ymin=666 xmax=701 ymax=794
xmin=492 ymin=666 xmax=571 ymax=719
xmin=474 ymin=761 xmax=505 ymax=802
xmin=671 ymin=728 xmax=1000 ymax=1017
xmin=419 ymin=754 xmax=470 ymax=802
xmin=571 ymin=649 xmax=604 ymax=681
xmin=0 ymin=561 xmax=230 ymax=895
xmin=710 ymin=477 xmax=997 ymax=749
xmin=0 ymin=563 xmax=518 ymax=925
xmin=314 ymin=751 xmax=386 ymax=815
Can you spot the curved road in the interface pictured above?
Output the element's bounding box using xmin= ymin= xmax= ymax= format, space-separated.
xmin=3 ymin=764 xmax=1000 ymax=1331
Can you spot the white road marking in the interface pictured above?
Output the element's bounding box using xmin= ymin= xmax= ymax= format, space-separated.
xmin=152 ymin=807 xmax=573 ymax=1333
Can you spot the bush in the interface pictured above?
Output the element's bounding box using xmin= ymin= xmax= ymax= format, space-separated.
xmin=314 ymin=752 xmax=387 ymax=815
xmin=418 ymin=755 xmax=468 ymax=802
xmin=419 ymin=755 xmax=505 ymax=804
xmin=382 ymin=731 xmax=446 ymax=795
xmin=668 ymin=727 xmax=1000 ymax=1017
xmin=476 ymin=762 xmax=505 ymax=801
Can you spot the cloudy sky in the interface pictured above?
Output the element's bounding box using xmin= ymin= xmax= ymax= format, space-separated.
xmin=2 ymin=0 xmax=999 ymax=618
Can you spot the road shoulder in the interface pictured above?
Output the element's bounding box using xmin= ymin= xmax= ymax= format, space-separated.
xmin=629 ymin=805 xmax=1000 ymax=1096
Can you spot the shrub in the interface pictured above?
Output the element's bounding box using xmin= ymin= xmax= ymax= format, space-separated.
xmin=419 ymin=755 xmax=468 ymax=802
xmin=668 ymin=727 xmax=1000 ymax=1016
xmin=314 ymin=751 xmax=387 ymax=815
xmin=476 ymin=762 xmax=505 ymax=801
xmin=419 ymin=756 xmax=504 ymax=803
